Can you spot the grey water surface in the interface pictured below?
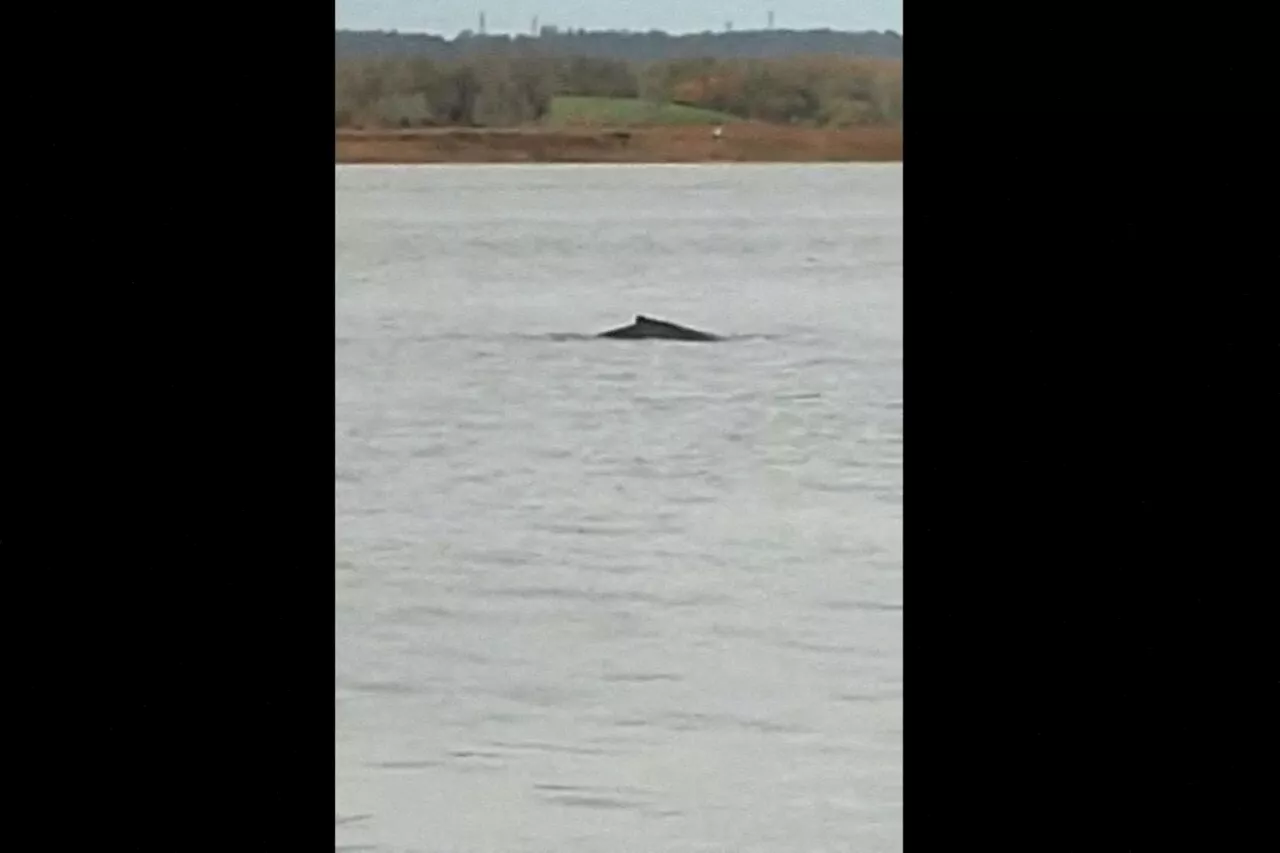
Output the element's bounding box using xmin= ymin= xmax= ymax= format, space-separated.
xmin=336 ymin=163 xmax=902 ymax=852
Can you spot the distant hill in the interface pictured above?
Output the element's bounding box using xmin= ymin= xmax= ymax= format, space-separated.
xmin=335 ymin=28 xmax=903 ymax=62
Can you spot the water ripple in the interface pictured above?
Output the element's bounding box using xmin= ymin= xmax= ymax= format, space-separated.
xmin=822 ymin=599 xmax=904 ymax=613
xmin=479 ymin=586 xmax=729 ymax=608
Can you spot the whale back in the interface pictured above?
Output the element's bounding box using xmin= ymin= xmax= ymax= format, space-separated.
xmin=596 ymin=314 xmax=720 ymax=341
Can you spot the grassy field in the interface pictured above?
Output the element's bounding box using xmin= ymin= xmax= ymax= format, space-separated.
xmin=544 ymin=96 xmax=741 ymax=127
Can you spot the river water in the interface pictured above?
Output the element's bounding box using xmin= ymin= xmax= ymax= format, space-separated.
xmin=336 ymin=163 xmax=902 ymax=852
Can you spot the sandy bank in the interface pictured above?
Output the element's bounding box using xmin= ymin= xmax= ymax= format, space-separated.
xmin=336 ymin=124 xmax=902 ymax=164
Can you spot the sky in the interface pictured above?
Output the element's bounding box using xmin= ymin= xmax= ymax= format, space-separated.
xmin=336 ymin=1 xmax=903 ymax=36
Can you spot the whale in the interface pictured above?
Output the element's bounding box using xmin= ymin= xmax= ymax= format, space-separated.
xmin=596 ymin=315 xmax=723 ymax=342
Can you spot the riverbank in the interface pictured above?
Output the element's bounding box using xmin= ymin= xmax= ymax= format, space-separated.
xmin=336 ymin=123 xmax=902 ymax=164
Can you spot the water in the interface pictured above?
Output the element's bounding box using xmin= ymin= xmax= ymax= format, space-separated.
xmin=336 ymin=163 xmax=902 ymax=852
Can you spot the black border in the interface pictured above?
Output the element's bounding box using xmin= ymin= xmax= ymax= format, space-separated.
xmin=8 ymin=5 xmax=334 ymax=848
xmin=908 ymin=7 xmax=1277 ymax=849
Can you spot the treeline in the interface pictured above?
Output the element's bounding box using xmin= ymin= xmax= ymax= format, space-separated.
xmin=336 ymin=56 xmax=557 ymax=128
xmin=336 ymin=28 xmax=903 ymax=62
xmin=336 ymin=55 xmax=902 ymax=129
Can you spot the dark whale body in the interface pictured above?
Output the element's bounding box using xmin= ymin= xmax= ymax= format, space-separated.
xmin=596 ymin=315 xmax=722 ymax=342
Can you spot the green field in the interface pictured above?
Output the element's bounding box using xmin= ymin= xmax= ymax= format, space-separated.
xmin=545 ymin=96 xmax=741 ymax=127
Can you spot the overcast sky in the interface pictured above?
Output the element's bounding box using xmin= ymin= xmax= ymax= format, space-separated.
xmin=336 ymin=1 xmax=903 ymax=35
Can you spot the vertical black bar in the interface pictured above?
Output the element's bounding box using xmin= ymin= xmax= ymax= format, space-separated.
xmin=7 ymin=4 xmax=335 ymax=848
xmin=909 ymin=5 xmax=1276 ymax=851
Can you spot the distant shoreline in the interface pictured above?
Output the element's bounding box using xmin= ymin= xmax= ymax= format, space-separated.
xmin=335 ymin=124 xmax=902 ymax=165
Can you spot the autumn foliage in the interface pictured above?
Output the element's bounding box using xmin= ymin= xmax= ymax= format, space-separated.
xmin=336 ymin=54 xmax=902 ymax=129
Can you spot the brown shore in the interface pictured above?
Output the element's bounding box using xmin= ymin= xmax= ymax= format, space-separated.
xmin=336 ymin=123 xmax=902 ymax=164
